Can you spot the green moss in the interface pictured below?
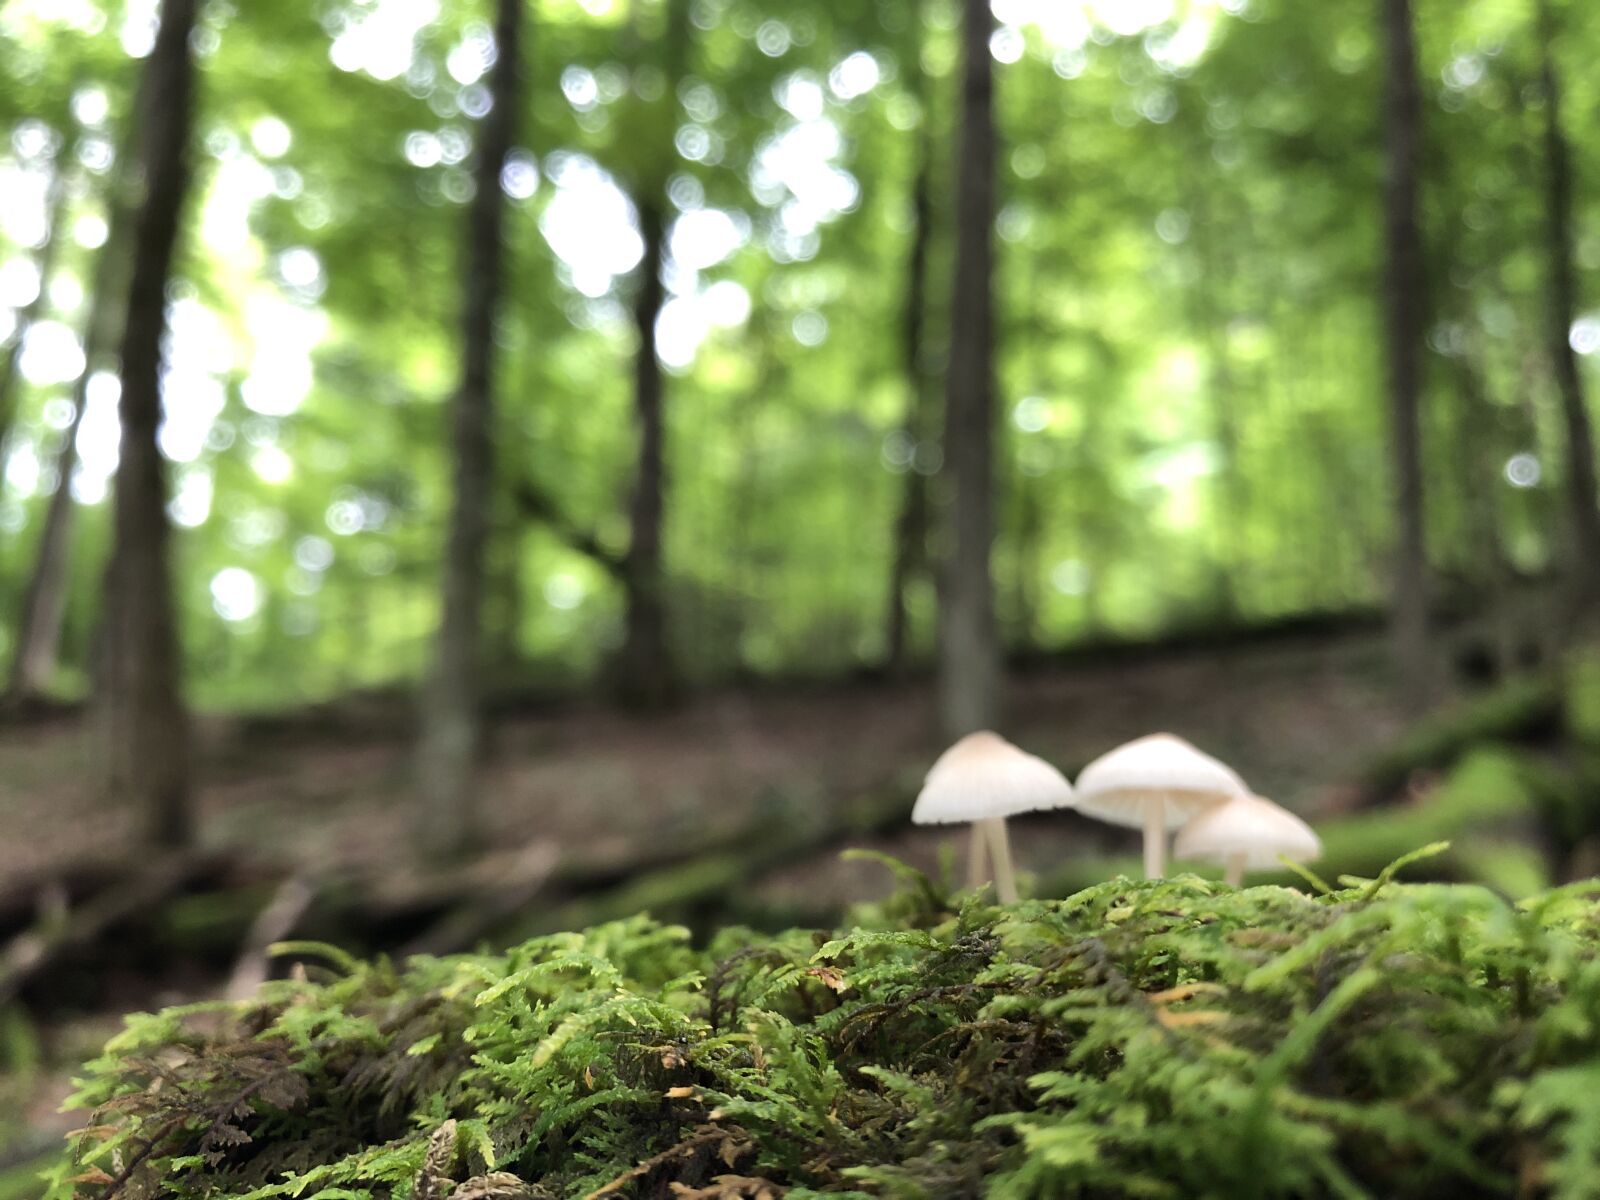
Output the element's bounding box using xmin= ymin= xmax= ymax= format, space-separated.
xmin=1317 ymin=746 xmax=1533 ymax=863
xmin=46 ymin=857 xmax=1600 ymax=1200
xmin=1355 ymin=677 xmax=1561 ymax=795
xmin=1565 ymin=648 xmax=1600 ymax=748
xmin=1452 ymin=839 xmax=1552 ymax=899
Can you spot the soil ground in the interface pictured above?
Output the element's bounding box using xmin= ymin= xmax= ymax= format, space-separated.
xmin=0 ymin=628 xmax=1414 ymax=911
xmin=0 ymin=628 xmax=1428 ymax=1176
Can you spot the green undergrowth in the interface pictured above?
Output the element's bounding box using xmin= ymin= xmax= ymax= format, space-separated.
xmin=45 ymin=856 xmax=1600 ymax=1200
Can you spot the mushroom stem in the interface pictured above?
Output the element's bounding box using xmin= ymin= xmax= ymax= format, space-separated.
xmin=966 ymin=822 xmax=989 ymax=891
xmin=983 ymin=817 xmax=1019 ymax=904
xmin=1143 ymin=799 xmax=1166 ymax=879
xmin=1225 ymin=852 xmax=1246 ymax=887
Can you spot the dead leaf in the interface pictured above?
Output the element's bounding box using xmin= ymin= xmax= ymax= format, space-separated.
xmin=668 ymin=1175 xmax=785 ymax=1199
xmin=1145 ymin=983 xmax=1228 ymax=1005
xmin=452 ymin=1171 xmax=538 ymax=1200
xmin=425 ymin=1121 xmax=459 ymax=1174
xmin=580 ymin=1126 xmax=754 ymax=1200
xmin=803 ymin=966 xmax=848 ymax=993
xmin=665 ymin=1086 xmax=698 ymax=1099
xmin=413 ymin=1120 xmax=459 ymax=1200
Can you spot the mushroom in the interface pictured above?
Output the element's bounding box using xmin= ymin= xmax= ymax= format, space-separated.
xmin=1174 ymin=793 xmax=1322 ymax=886
xmin=911 ymin=731 xmax=1075 ymax=903
xmin=1073 ymin=733 xmax=1247 ymax=879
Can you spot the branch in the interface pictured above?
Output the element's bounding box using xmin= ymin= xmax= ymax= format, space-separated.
xmin=225 ymin=874 xmax=319 ymax=1001
xmin=512 ymin=480 xmax=627 ymax=581
xmin=0 ymin=854 xmax=217 ymax=1009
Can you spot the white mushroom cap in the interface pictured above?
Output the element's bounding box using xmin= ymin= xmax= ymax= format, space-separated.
xmin=911 ymin=731 xmax=1075 ymax=825
xmin=1174 ymin=793 xmax=1322 ymax=870
xmin=1072 ymin=733 xmax=1246 ymax=831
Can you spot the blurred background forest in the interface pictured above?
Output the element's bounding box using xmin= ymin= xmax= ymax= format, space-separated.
xmin=4 ymin=0 xmax=1600 ymax=1185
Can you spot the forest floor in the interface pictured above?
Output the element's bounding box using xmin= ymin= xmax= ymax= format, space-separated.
xmin=0 ymin=626 xmax=1416 ymax=914
xmin=0 ymin=626 xmax=1434 ymax=1176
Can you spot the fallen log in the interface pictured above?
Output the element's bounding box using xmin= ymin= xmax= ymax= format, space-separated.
xmin=399 ymin=841 xmax=559 ymax=958
xmin=1352 ymin=677 xmax=1562 ymax=802
xmin=506 ymin=787 xmax=919 ymax=940
xmin=0 ymin=853 xmax=226 ymax=1009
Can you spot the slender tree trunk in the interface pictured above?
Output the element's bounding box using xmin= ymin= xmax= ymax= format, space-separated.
xmin=1183 ymin=146 xmax=1244 ymax=621
xmin=613 ymin=197 xmax=677 ymax=708
xmin=938 ymin=0 xmax=1000 ymax=740
xmin=12 ymin=397 xmax=90 ymax=699
xmin=417 ymin=0 xmax=522 ymax=857
xmin=1206 ymin=325 xmax=1244 ymax=615
xmin=1454 ymin=351 xmax=1521 ymax=676
xmin=1534 ymin=0 xmax=1600 ymax=611
xmin=0 ymin=164 xmax=70 ymax=458
xmin=490 ymin=522 xmax=524 ymax=673
xmin=1011 ymin=471 xmax=1042 ymax=649
xmin=1379 ymin=0 xmax=1434 ymax=706
xmin=106 ymin=0 xmax=199 ymax=848
xmin=610 ymin=0 xmax=690 ymax=709
xmin=885 ymin=101 xmax=938 ymax=676
xmin=10 ymin=161 xmax=138 ymax=701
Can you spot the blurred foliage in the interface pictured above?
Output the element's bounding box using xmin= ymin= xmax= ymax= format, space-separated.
xmin=46 ymin=864 xmax=1600 ymax=1198
xmin=0 ymin=0 xmax=1597 ymax=707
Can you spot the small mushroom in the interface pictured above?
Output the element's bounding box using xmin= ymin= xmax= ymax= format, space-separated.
xmin=1174 ymin=793 xmax=1322 ymax=886
xmin=1073 ymin=733 xmax=1247 ymax=879
xmin=911 ymin=731 xmax=1075 ymax=903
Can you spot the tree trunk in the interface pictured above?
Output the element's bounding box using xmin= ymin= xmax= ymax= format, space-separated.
xmin=10 ymin=164 xmax=138 ymax=701
xmin=612 ymin=197 xmax=677 ymax=709
xmin=490 ymin=523 xmax=525 ymax=674
xmin=417 ymin=0 xmax=522 ymax=858
xmin=938 ymin=0 xmax=1001 ymax=740
xmin=1010 ymin=472 xmax=1042 ymax=650
xmin=1183 ymin=141 xmax=1244 ymax=622
xmin=0 ymin=164 xmax=70 ymax=459
xmin=106 ymin=0 xmax=200 ymax=848
xmin=1379 ymin=0 xmax=1434 ymax=707
xmin=1453 ymin=351 xmax=1521 ymax=678
xmin=607 ymin=0 xmax=691 ymax=709
xmin=11 ymin=397 xmax=89 ymax=700
xmin=1534 ymin=0 xmax=1600 ymax=612
xmin=885 ymin=147 xmax=938 ymax=674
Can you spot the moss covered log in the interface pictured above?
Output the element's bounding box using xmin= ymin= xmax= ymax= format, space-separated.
xmin=45 ymin=859 xmax=1600 ymax=1200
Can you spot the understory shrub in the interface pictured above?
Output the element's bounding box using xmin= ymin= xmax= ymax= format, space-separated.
xmin=46 ymin=855 xmax=1600 ymax=1199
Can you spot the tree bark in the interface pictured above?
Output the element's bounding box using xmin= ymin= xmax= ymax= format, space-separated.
xmin=1452 ymin=350 xmax=1521 ymax=677
xmin=612 ymin=196 xmax=677 ymax=709
xmin=10 ymin=167 xmax=138 ymax=701
xmin=1534 ymin=0 xmax=1600 ymax=611
xmin=106 ymin=0 xmax=200 ymax=848
xmin=938 ymin=0 xmax=1001 ymax=740
xmin=417 ymin=0 xmax=522 ymax=858
xmin=11 ymin=396 xmax=89 ymax=701
xmin=1379 ymin=0 xmax=1434 ymax=707
xmin=0 ymin=163 xmax=70 ymax=460
xmin=884 ymin=58 xmax=939 ymax=677
xmin=1182 ymin=131 xmax=1244 ymax=622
